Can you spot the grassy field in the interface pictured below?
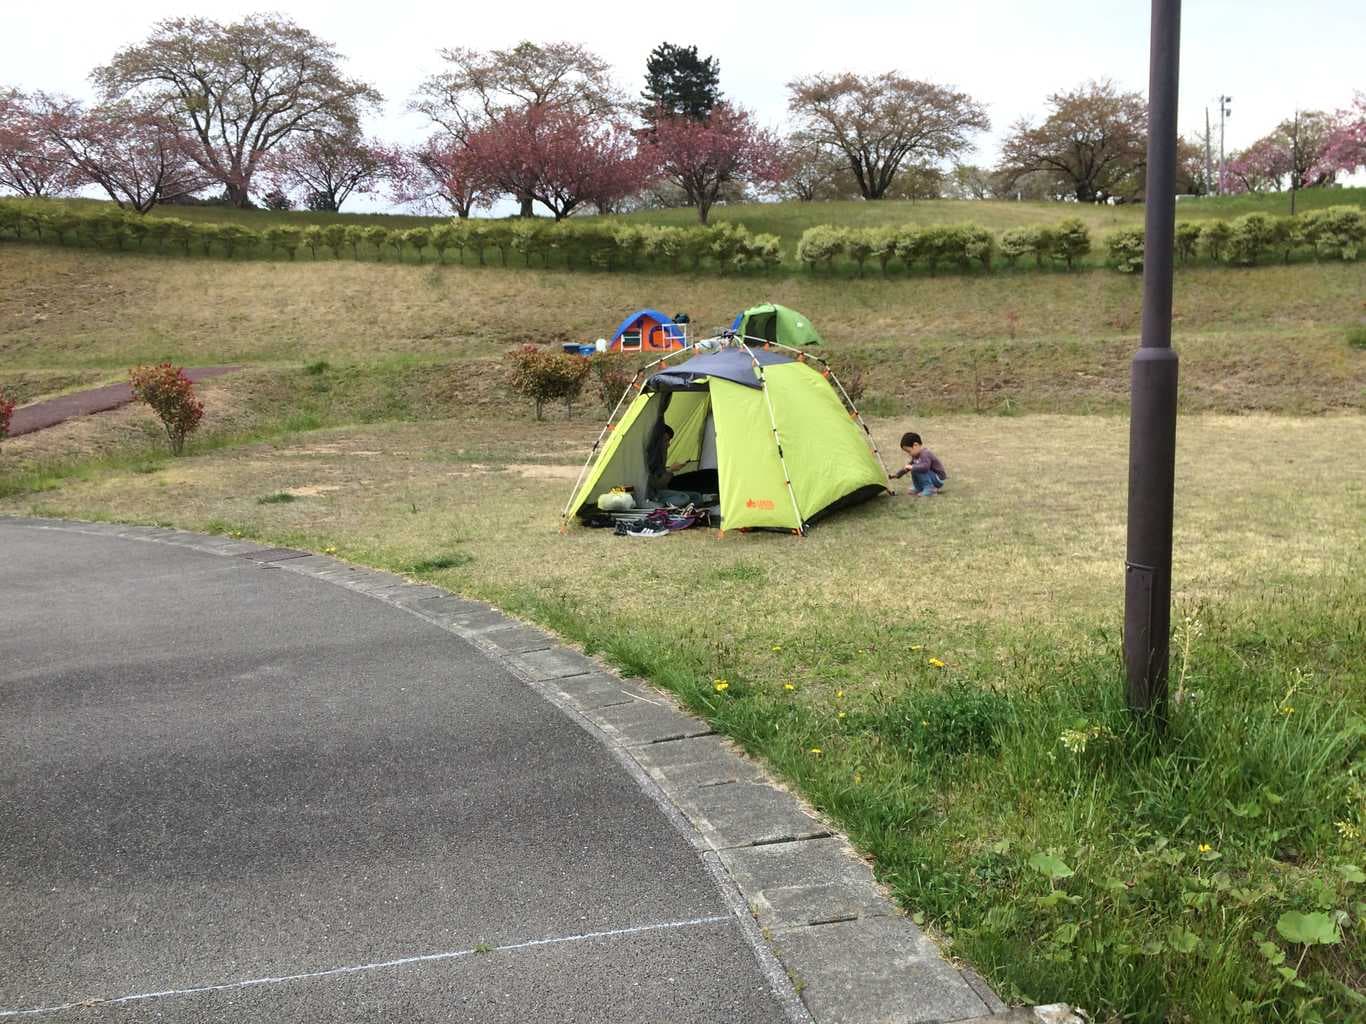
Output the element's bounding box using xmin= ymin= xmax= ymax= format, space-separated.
xmin=2 ymin=233 xmax=1363 ymax=1021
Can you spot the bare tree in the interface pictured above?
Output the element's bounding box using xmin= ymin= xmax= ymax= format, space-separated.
xmin=997 ymin=80 xmax=1148 ymax=203
xmin=411 ymin=41 xmax=620 ymax=216
xmin=93 ymin=15 xmax=381 ymax=207
xmin=786 ymin=72 xmax=988 ymax=200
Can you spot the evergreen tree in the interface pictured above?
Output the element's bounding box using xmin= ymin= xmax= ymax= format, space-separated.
xmin=641 ymin=43 xmax=721 ymax=123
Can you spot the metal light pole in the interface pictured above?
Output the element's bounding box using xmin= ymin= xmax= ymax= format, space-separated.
xmin=1124 ymin=0 xmax=1182 ymax=725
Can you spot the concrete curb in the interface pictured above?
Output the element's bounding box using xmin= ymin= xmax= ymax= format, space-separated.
xmin=3 ymin=516 xmax=1082 ymax=1024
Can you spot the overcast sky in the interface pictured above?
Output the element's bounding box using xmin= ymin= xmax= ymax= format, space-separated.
xmin=5 ymin=0 xmax=1363 ymax=210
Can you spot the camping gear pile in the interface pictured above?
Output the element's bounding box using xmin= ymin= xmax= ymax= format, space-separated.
xmin=562 ymin=305 xmax=890 ymax=537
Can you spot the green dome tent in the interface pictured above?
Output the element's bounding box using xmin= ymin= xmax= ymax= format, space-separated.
xmin=729 ymin=303 xmax=826 ymax=348
xmin=563 ymin=344 xmax=888 ymax=534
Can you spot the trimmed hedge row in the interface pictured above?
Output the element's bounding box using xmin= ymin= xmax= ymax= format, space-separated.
xmin=1106 ymin=207 xmax=1365 ymax=273
xmin=2 ymin=198 xmax=1361 ymax=276
xmin=798 ymin=219 xmax=1093 ymax=275
xmin=799 ymin=207 xmax=1365 ymax=276
xmin=0 ymin=199 xmax=781 ymax=273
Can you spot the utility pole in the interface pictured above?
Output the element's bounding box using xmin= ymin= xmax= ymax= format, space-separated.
xmin=1125 ymin=0 xmax=1182 ymax=726
xmin=1204 ymin=107 xmax=1213 ymax=196
xmin=1218 ymin=94 xmax=1232 ymax=194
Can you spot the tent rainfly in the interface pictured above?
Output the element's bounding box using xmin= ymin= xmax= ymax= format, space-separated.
xmin=564 ymin=343 xmax=888 ymax=534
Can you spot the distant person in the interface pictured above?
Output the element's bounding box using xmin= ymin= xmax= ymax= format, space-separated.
xmin=890 ymin=431 xmax=947 ymax=497
xmin=647 ymin=424 xmax=680 ymax=496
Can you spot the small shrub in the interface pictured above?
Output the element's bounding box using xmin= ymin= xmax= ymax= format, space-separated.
xmin=0 ymin=388 xmax=15 ymax=442
xmin=589 ymin=353 xmax=634 ymax=413
xmin=1268 ymin=216 xmax=1305 ymax=264
xmin=796 ymin=225 xmax=846 ymax=271
xmin=845 ymin=228 xmax=875 ymax=276
xmin=1051 ymin=218 xmax=1091 ymax=270
xmin=320 ymin=224 xmax=347 ymax=258
xmin=868 ymin=227 xmax=897 ymax=274
xmin=1301 ymin=205 xmax=1364 ymax=262
xmin=506 ymin=345 xmax=591 ymax=420
xmin=215 ymin=224 xmax=256 ymax=259
xmin=301 ymin=226 xmax=323 ymax=259
xmin=128 ymin=363 xmax=204 ymax=455
xmin=1200 ymin=220 xmax=1232 ymax=262
xmin=895 ymin=226 xmax=925 ymax=271
xmin=1174 ymin=222 xmax=1202 ymax=264
xmin=404 ymin=227 xmax=431 ymax=263
xmin=363 ymin=225 xmax=387 ymax=260
xmin=964 ymin=224 xmax=995 ymax=272
xmin=999 ymin=227 xmax=1032 ymax=268
xmin=1108 ymin=228 xmax=1145 ymax=273
xmin=1226 ymin=212 xmax=1273 ymax=266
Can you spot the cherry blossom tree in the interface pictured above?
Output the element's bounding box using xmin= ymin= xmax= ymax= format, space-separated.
xmin=93 ymin=15 xmax=380 ymax=207
xmin=1313 ymin=93 xmax=1366 ymax=180
xmin=0 ymin=88 xmax=83 ymax=197
xmin=389 ymin=137 xmax=496 ymax=218
xmin=465 ymin=105 xmax=654 ymax=220
xmin=264 ymin=131 xmax=395 ymax=211
xmin=412 ymin=41 xmax=620 ymax=216
xmin=649 ymin=103 xmax=786 ymax=223
xmin=31 ymin=94 xmax=209 ymax=212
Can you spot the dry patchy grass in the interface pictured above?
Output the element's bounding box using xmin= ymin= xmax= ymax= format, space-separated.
xmin=3 ymin=247 xmax=1362 ymax=414
xmin=8 ymin=412 xmax=1361 ymax=700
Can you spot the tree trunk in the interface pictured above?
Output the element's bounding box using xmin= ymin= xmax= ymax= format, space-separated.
xmin=226 ymin=182 xmax=252 ymax=208
xmin=696 ymin=202 xmax=710 ymax=225
xmin=519 ymin=193 xmax=534 ymax=218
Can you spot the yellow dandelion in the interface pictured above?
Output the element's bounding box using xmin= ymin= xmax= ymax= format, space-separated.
xmin=928 ymin=658 xmax=946 ymax=669
xmin=910 ymin=644 xmax=924 ymax=651
xmin=835 ymin=689 xmax=845 ymax=699
xmin=784 ymin=683 xmax=796 ymax=692
xmin=1198 ymin=843 xmax=1212 ymax=854
xmin=713 ymin=680 xmax=729 ymax=693
xmin=853 ymin=772 xmax=862 ymax=783
xmin=322 ymin=545 xmax=337 ymax=555
xmin=1280 ymin=705 xmax=1295 ymax=715
xmin=809 ymin=747 xmax=822 ymax=756
xmin=838 ymin=711 xmax=847 ymax=720
xmin=771 ymin=644 xmax=782 ymax=652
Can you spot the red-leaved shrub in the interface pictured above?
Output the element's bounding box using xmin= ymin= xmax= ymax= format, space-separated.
xmin=0 ymin=389 xmax=14 ymax=441
xmin=129 ymin=363 xmax=204 ymax=454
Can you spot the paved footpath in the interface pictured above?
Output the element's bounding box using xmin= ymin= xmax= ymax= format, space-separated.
xmin=0 ymin=518 xmax=1061 ymax=1024
xmin=6 ymin=368 xmax=240 ymax=437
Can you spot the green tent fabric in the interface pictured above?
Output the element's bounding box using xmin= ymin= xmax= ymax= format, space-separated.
xmin=731 ymin=303 xmax=826 ymax=348
xmin=566 ymin=346 xmax=886 ymax=533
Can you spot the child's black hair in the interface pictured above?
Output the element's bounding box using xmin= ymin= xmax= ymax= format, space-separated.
xmin=900 ymin=431 xmax=922 ymax=448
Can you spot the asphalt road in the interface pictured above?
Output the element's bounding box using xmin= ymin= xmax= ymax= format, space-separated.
xmin=0 ymin=524 xmax=791 ymax=1022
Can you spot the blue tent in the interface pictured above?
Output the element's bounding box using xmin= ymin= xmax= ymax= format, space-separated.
xmin=609 ymin=309 xmax=686 ymax=352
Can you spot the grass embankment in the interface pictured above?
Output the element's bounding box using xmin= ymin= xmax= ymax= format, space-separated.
xmin=3 ymin=247 xmax=1362 ymax=417
xmin=2 ymin=242 xmax=1364 ymax=1022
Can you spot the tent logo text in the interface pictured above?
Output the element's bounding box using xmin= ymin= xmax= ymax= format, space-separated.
xmin=745 ymin=498 xmax=776 ymax=510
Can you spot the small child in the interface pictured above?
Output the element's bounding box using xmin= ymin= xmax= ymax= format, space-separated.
xmin=890 ymin=431 xmax=948 ymax=497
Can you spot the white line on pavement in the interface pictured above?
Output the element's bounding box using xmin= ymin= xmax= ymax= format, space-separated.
xmin=0 ymin=914 xmax=734 ymax=1018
